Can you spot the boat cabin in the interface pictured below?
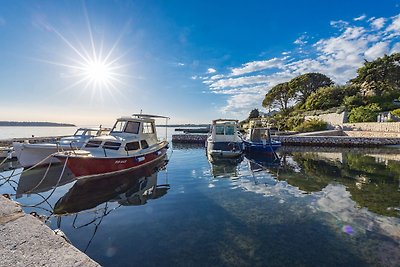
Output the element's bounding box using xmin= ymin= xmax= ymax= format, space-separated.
xmin=73 ymin=127 xmax=110 ymax=137
xmin=209 ymin=119 xmax=241 ymax=142
xmin=248 ymin=128 xmax=272 ymax=144
xmin=82 ymin=114 xmax=167 ymax=156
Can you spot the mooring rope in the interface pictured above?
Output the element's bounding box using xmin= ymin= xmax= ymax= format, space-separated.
xmin=21 ymin=155 xmax=69 ymax=208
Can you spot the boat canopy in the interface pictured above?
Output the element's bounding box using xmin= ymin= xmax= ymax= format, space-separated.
xmin=212 ymin=119 xmax=239 ymax=124
xmin=132 ymin=114 xmax=170 ymax=119
xmin=249 ymin=128 xmax=271 ymax=142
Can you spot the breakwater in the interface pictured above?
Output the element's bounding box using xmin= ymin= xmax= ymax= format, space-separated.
xmin=0 ymin=195 xmax=99 ymax=266
xmin=172 ymin=133 xmax=400 ymax=147
xmin=274 ymin=135 xmax=400 ymax=147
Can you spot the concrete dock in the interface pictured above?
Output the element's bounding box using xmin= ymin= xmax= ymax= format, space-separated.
xmin=172 ymin=132 xmax=400 ymax=147
xmin=0 ymin=195 xmax=100 ymax=267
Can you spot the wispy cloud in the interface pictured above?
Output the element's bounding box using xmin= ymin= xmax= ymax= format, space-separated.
xmin=230 ymin=57 xmax=287 ymax=76
xmin=207 ymin=68 xmax=217 ymax=74
xmin=354 ymin=14 xmax=366 ymax=21
xmin=369 ymin=17 xmax=386 ymax=30
xmin=200 ymin=13 xmax=400 ymax=117
xmin=294 ymin=34 xmax=308 ymax=45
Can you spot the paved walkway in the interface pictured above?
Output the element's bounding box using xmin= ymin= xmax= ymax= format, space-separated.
xmin=0 ymin=195 xmax=100 ymax=267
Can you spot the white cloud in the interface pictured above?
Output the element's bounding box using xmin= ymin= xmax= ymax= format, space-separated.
xmin=230 ymin=57 xmax=287 ymax=76
xmin=370 ymin=17 xmax=386 ymax=30
xmin=207 ymin=68 xmax=217 ymax=74
xmin=353 ymin=14 xmax=366 ymax=21
xmin=330 ymin=20 xmax=349 ymax=29
xmin=200 ymin=13 xmax=400 ymax=117
xmin=390 ymin=42 xmax=400 ymax=54
xmin=207 ymin=75 xmax=270 ymax=89
xmin=364 ymin=42 xmax=389 ymax=60
xmin=209 ymin=74 xmax=225 ymax=80
xmin=294 ymin=34 xmax=308 ymax=45
xmin=386 ymin=14 xmax=400 ymax=34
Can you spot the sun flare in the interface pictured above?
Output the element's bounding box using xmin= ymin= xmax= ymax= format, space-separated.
xmin=82 ymin=59 xmax=114 ymax=85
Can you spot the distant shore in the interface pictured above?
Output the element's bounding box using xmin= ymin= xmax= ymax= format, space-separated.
xmin=0 ymin=121 xmax=76 ymax=127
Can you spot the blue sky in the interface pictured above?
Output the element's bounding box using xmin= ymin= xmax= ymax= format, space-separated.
xmin=1 ymin=0 xmax=400 ymax=125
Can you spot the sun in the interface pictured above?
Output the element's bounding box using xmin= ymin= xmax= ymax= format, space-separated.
xmin=41 ymin=21 xmax=128 ymax=99
xmin=82 ymin=59 xmax=114 ymax=86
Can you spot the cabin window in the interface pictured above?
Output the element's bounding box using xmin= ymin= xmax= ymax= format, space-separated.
xmin=74 ymin=129 xmax=85 ymax=136
xmin=225 ymin=126 xmax=235 ymax=135
xmin=103 ymin=141 xmax=121 ymax=150
xmin=142 ymin=122 xmax=154 ymax=134
xmin=85 ymin=130 xmax=96 ymax=136
xmin=125 ymin=142 xmax=140 ymax=151
xmin=125 ymin=121 xmax=140 ymax=134
xmin=85 ymin=140 xmax=102 ymax=148
xmin=215 ymin=125 xmax=225 ymax=135
xmin=140 ymin=140 xmax=149 ymax=149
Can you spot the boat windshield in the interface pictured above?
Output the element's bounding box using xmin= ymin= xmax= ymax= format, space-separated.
xmin=215 ymin=124 xmax=235 ymax=135
xmin=74 ymin=129 xmax=86 ymax=136
xmin=251 ymin=129 xmax=270 ymax=142
xmin=225 ymin=125 xmax=235 ymax=135
xmin=112 ymin=121 xmax=140 ymax=134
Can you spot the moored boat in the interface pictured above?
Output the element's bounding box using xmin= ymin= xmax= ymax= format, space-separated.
xmin=13 ymin=127 xmax=110 ymax=167
xmin=243 ymin=124 xmax=281 ymax=153
xmin=54 ymin=114 xmax=170 ymax=178
xmin=206 ymin=119 xmax=243 ymax=158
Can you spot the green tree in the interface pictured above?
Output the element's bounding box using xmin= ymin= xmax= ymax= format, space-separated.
xmin=351 ymin=53 xmax=400 ymax=97
xmin=305 ymin=85 xmax=361 ymax=111
xmin=294 ymin=118 xmax=327 ymax=132
xmin=348 ymin=103 xmax=381 ymax=122
xmin=262 ymin=82 xmax=295 ymax=112
xmin=248 ymin=108 xmax=260 ymax=119
xmin=289 ymin=73 xmax=334 ymax=105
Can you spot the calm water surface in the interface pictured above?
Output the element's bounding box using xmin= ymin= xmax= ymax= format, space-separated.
xmin=0 ymin=135 xmax=399 ymax=266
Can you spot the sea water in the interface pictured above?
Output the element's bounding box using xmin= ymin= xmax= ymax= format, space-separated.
xmin=0 ymin=128 xmax=399 ymax=266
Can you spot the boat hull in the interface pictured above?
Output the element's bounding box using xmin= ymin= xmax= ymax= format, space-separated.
xmin=243 ymin=140 xmax=281 ymax=153
xmin=55 ymin=142 xmax=169 ymax=178
xmin=207 ymin=141 xmax=243 ymax=158
xmin=13 ymin=142 xmax=62 ymax=167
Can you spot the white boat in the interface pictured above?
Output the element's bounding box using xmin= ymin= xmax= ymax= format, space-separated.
xmin=13 ymin=127 xmax=110 ymax=168
xmin=206 ymin=119 xmax=243 ymax=158
xmin=54 ymin=114 xmax=170 ymax=179
xmin=0 ymin=146 xmax=15 ymax=159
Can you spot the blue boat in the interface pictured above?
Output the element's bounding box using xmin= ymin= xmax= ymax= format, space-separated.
xmin=243 ymin=127 xmax=281 ymax=153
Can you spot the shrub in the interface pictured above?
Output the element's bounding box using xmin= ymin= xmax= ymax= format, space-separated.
xmin=294 ymin=118 xmax=327 ymax=132
xmin=348 ymin=103 xmax=381 ymax=123
xmin=391 ymin=108 xmax=400 ymax=117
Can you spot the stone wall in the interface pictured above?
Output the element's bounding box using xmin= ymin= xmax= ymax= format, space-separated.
xmin=344 ymin=131 xmax=400 ymax=138
xmin=305 ymin=111 xmax=347 ymax=129
xmin=343 ymin=122 xmax=400 ymax=132
xmin=274 ymin=135 xmax=400 ymax=147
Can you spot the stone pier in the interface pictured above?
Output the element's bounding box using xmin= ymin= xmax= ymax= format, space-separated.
xmin=0 ymin=195 xmax=100 ymax=267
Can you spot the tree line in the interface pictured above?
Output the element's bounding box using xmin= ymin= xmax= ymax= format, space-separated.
xmin=250 ymin=53 xmax=400 ymax=131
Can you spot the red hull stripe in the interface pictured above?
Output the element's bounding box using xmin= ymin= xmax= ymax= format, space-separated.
xmin=56 ymin=146 xmax=168 ymax=178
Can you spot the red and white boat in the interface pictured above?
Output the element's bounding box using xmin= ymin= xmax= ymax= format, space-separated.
xmin=54 ymin=114 xmax=169 ymax=179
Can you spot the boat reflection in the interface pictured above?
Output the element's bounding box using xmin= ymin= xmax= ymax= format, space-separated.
xmin=207 ymin=153 xmax=243 ymax=178
xmin=54 ymin=155 xmax=169 ymax=215
xmin=16 ymin=164 xmax=76 ymax=198
xmin=276 ymin=150 xmax=400 ymax=217
xmin=245 ymin=152 xmax=281 ymax=172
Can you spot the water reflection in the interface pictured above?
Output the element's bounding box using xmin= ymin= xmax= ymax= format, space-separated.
xmin=207 ymin=153 xmax=243 ymax=178
xmin=54 ymin=155 xmax=169 ymax=214
xmin=275 ymin=149 xmax=400 ymax=218
xmin=16 ymin=164 xmax=76 ymax=198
